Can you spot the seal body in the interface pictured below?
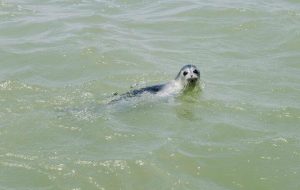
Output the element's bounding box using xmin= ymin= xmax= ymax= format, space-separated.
xmin=112 ymin=64 xmax=200 ymax=102
xmin=129 ymin=84 xmax=165 ymax=96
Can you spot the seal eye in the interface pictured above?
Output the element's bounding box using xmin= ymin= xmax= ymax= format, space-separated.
xmin=193 ymin=70 xmax=199 ymax=75
xmin=183 ymin=71 xmax=188 ymax=76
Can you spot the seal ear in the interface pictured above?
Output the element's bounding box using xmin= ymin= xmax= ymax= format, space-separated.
xmin=175 ymin=65 xmax=187 ymax=79
xmin=175 ymin=71 xmax=181 ymax=80
xmin=175 ymin=68 xmax=185 ymax=79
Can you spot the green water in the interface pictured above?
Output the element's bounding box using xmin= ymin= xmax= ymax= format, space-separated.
xmin=1 ymin=0 xmax=300 ymax=189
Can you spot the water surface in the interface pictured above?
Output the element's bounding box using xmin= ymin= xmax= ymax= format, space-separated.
xmin=1 ymin=0 xmax=300 ymax=189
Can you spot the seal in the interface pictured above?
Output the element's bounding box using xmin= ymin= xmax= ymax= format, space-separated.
xmin=111 ymin=64 xmax=200 ymax=102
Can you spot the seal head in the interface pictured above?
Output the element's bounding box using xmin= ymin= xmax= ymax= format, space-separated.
xmin=175 ymin=64 xmax=200 ymax=92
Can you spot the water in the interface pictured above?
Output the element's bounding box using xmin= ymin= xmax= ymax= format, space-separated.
xmin=1 ymin=0 xmax=300 ymax=189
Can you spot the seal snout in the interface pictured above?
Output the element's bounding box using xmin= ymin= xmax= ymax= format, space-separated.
xmin=187 ymin=77 xmax=198 ymax=83
xmin=187 ymin=73 xmax=198 ymax=82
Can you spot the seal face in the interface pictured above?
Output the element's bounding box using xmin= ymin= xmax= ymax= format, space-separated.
xmin=175 ymin=64 xmax=200 ymax=92
xmin=111 ymin=65 xmax=200 ymax=102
